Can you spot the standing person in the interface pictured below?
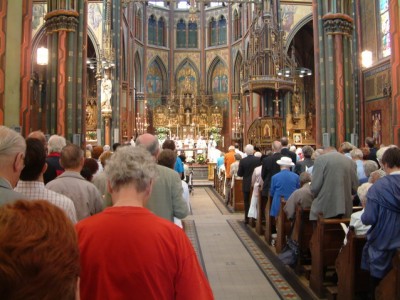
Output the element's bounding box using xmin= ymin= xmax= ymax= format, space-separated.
xmin=136 ymin=133 xmax=188 ymax=222
xmin=224 ymin=145 xmax=236 ymax=204
xmin=310 ymin=147 xmax=358 ymax=220
xmin=361 ymin=147 xmax=400 ymax=297
xmin=294 ymin=146 xmax=314 ymax=175
xmin=162 ymin=139 xmax=184 ymax=179
xmin=46 ymin=144 xmax=103 ymax=221
xmin=0 ymin=126 xmax=27 ymax=204
xmin=43 ymin=134 xmax=66 ymax=184
xmin=76 ymin=146 xmax=214 ymax=300
xmin=280 ymin=137 xmax=296 ymax=164
xmin=237 ymin=144 xmax=261 ymax=224
xmin=248 ymin=152 xmax=263 ymax=220
xmin=365 ymin=136 xmax=378 ymax=164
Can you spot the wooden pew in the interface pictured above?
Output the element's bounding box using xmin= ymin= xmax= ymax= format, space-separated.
xmin=376 ymin=249 xmax=400 ymax=300
xmin=335 ymin=226 xmax=369 ymax=300
xmin=255 ymin=190 xmax=264 ymax=235
xmin=264 ymin=195 xmax=274 ymax=245
xmin=309 ymin=214 xmax=350 ymax=298
xmin=275 ymin=198 xmax=292 ymax=253
xmin=291 ymin=204 xmax=313 ymax=274
xmin=232 ymin=178 xmax=244 ymax=211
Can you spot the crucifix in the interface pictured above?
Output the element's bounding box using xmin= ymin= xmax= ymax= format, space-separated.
xmin=273 ymin=96 xmax=281 ymax=117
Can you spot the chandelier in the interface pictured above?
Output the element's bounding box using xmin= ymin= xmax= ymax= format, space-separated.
xmin=277 ymin=67 xmax=312 ymax=78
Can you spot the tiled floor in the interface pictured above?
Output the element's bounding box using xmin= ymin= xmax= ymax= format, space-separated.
xmin=186 ymin=185 xmax=280 ymax=300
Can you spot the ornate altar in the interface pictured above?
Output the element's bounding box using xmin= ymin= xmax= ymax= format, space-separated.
xmin=247 ymin=117 xmax=283 ymax=151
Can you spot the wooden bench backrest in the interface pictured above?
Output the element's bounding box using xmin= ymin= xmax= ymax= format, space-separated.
xmin=265 ymin=195 xmax=273 ymax=244
xmin=232 ymin=178 xmax=244 ymax=211
xmin=310 ymin=214 xmax=350 ymax=298
xmin=336 ymin=226 xmax=368 ymax=300
xmin=276 ymin=198 xmax=292 ymax=253
xmin=376 ymin=249 xmax=400 ymax=300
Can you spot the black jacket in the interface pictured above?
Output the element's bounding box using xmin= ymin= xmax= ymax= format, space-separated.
xmin=237 ymin=155 xmax=261 ymax=193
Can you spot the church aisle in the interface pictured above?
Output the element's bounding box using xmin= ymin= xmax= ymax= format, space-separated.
xmin=185 ymin=187 xmax=280 ymax=300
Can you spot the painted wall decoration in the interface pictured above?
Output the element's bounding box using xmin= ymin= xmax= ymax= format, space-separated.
xmin=147 ymin=49 xmax=169 ymax=70
xmin=174 ymin=52 xmax=200 ymax=70
xmin=211 ymin=61 xmax=228 ymax=94
xmin=88 ymin=3 xmax=103 ymax=47
xmin=146 ymin=62 xmax=163 ymax=94
xmin=32 ymin=4 xmax=47 ymax=39
xmin=177 ymin=63 xmax=197 ymax=95
xmin=281 ymin=4 xmax=311 ymax=34
xmin=372 ymin=110 xmax=382 ymax=145
xmin=206 ymin=49 xmax=228 ymax=70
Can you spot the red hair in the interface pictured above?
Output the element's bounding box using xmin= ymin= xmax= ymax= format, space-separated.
xmin=0 ymin=200 xmax=80 ymax=299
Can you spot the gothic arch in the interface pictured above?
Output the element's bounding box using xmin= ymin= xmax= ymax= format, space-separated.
xmin=233 ymin=52 xmax=243 ymax=93
xmin=175 ymin=58 xmax=200 ymax=94
xmin=134 ymin=51 xmax=142 ymax=92
xmin=146 ymin=56 xmax=168 ymax=95
xmin=207 ymin=56 xmax=228 ymax=94
xmin=284 ymin=14 xmax=313 ymax=52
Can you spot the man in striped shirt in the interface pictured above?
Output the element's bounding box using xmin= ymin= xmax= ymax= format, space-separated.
xmin=15 ymin=138 xmax=77 ymax=223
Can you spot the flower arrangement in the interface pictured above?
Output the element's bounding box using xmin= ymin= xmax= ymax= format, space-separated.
xmin=196 ymin=154 xmax=206 ymax=165
xmin=87 ymin=131 xmax=97 ymax=141
xmin=209 ymin=127 xmax=221 ymax=143
xmin=155 ymin=127 xmax=169 ymax=140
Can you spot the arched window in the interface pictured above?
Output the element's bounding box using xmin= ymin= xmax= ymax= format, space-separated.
xmin=188 ymin=21 xmax=198 ymax=48
xmin=379 ymin=0 xmax=391 ymax=57
xmin=210 ymin=18 xmax=217 ymax=46
xmin=177 ymin=19 xmax=186 ymax=48
xmin=218 ymin=16 xmax=226 ymax=45
xmin=158 ymin=17 xmax=165 ymax=46
xmin=148 ymin=15 xmax=157 ymax=45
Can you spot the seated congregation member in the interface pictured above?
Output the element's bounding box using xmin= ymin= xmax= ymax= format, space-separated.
xmin=270 ymin=157 xmax=300 ymax=217
xmin=284 ymin=172 xmax=313 ymax=220
xmin=340 ymin=141 xmax=355 ymax=159
xmin=136 ymin=133 xmax=188 ymax=222
xmin=76 ymin=146 xmax=214 ymax=300
xmin=294 ymin=146 xmax=314 ymax=175
xmin=360 ymin=160 xmax=379 ymax=184
xmin=350 ymin=148 xmax=367 ymax=181
xmin=310 ymin=147 xmax=358 ymax=220
xmin=368 ymin=169 xmax=386 ymax=184
xmin=0 ymin=200 xmax=80 ymax=299
xmin=15 ymin=138 xmax=77 ymax=223
xmin=0 ymin=126 xmax=27 ymax=204
xmin=237 ymin=144 xmax=261 ymax=224
xmin=349 ymin=183 xmax=372 ymax=235
xmin=46 ymin=144 xmax=103 ymax=221
xmin=361 ymin=147 xmax=400 ymax=293
xmin=43 ymin=134 xmax=66 ymax=184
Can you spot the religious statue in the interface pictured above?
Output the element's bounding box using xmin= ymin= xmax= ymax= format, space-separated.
xmin=184 ymin=108 xmax=192 ymax=125
xmin=292 ymin=86 xmax=300 ymax=118
xmin=372 ymin=113 xmax=382 ymax=145
xmin=101 ymin=74 xmax=112 ymax=111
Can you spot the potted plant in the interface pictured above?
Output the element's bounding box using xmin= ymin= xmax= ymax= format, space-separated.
xmin=155 ymin=127 xmax=169 ymax=140
xmin=196 ymin=154 xmax=206 ymax=165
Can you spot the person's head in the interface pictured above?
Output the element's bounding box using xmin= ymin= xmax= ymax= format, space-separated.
xmin=244 ymin=144 xmax=254 ymax=155
xmin=299 ymin=172 xmax=311 ymax=187
xmin=0 ymin=126 xmax=26 ymax=187
xmin=99 ymin=150 xmax=113 ymax=168
xmin=178 ymin=153 xmax=186 ymax=163
xmin=376 ymin=146 xmax=389 ymax=168
xmin=28 ymin=130 xmax=47 ymax=153
xmin=157 ymin=149 xmax=176 ymax=169
xmin=272 ymin=140 xmax=282 ymax=153
xmin=136 ymin=133 xmax=160 ymax=158
xmin=60 ymin=144 xmax=84 ymax=171
xmin=289 ymin=145 xmax=296 ymax=152
xmin=381 ymin=146 xmax=400 ymax=174
xmin=350 ymin=148 xmax=363 ymax=160
xmin=162 ymin=139 xmax=176 ymax=151
xmin=302 ymin=146 xmax=314 ymax=159
xmin=368 ymin=169 xmax=386 ymax=183
xmin=47 ymin=135 xmax=66 ymax=154
xmin=234 ymin=153 xmax=242 ymax=161
xmin=357 ymin=183 xmax=373 ymax=208
xmin=0 ymin=200 xmax=79 ymax=299
xmin=254 ymin=151 xmax=262 ymax=158
xmin=363 ymin=160 xmax=379 ymax=178
xmin=276 ymin=156 xmax=294 ymax=170
xmin=91 ymin=145 xmax=103 ymax=160
xmin=280 ymin=137 xmax=289 ymax=147
xmin=105 ymin=146 xmax=157 ymax=197
xmin=365 ymin=137 xmax=375 ymax=148
xmin=103 ymin=144 xmax=110 ymax=152
xmin=112 ymin=143 xmax=121 ymax=152
xmin=228 ymin=145 xmax=235 ymax=152
xmin=20 ymin=138 xmax=47 ymax=181
xmin=360 ymin=147 xmax=370 ymax=160
xmin=80 ymin=158 xmax=99 ymax=181
xmin=312 ymin=148 xmax=324 ymax=160
xmin=234 ymin=142 xmax=240 ymax=149
xmin=340 ymin=142 xmax=354 ymax=153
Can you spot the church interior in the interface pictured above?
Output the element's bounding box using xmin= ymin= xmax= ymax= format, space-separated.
xmin=1 ymin=0 xmax=400 ymax=299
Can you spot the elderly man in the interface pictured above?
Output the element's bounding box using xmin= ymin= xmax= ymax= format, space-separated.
xmin=237 ymin=144 xmax=261 ymax=224
xmin=284 ymin=172 xmax=313 ymax=220
xmin=136 ymin=133 xmax=188 ymax=222
xmin=294 ymin=146 xmax=314 ymax=175
xmin=43 ymin=134 xmax=66 ymax=184
xmin=15 ymin=138 xmax=77 ymax=223
xmin=0 ymin=126 xmax=26 ymax=204
xmin=46 ymin=144 xmax=103 ymax=221
xmin=76 ymin=146 xmax=213 ymax=299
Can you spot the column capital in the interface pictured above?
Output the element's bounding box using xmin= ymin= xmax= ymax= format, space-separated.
xmin=322 ymin=13 xmax=353 ymax=36
xmin=44 ymin=10 xmax=79 ymax=34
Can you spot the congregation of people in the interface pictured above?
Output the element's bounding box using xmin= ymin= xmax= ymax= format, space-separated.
xmin=0 ymin=126 xmax=213 ymax=299
xmin=219 ymin=136 xmax=400 ymax=299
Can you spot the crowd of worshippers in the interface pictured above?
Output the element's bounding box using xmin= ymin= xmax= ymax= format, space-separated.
xmin=0 ymin=126 xmax=213 ymax=299
xmin=220 ymin=136 xmax=400 ymax=298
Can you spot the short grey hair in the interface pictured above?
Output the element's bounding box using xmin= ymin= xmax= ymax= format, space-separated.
xmin=105 ymin=146 xmax=158 ymax=193
xmin=254 ymin=151 xmax=262 ymax=157
xmin=244 ymin=144 xmax=254 ymax=155
xmin=135 ymin=134 xmax=160 ymax=157
xmin=0 ymin=126 xmax=26 ymax=161
xmin=357 ymin=183 xmax=372 ymax=206
xmin=48 ymin=135 xmax=66 ymax=154
xmin=302 ymin=146 xmax=314 ymax=158
xmin=376 ymin=146 xmax=389 ymax=167
xmin=350 ymin=148 xmax=363 ymax=159
xmin=363 ymin=160 xmax=379 ymax=177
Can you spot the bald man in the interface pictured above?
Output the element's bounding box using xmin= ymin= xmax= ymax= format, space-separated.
xmin=136 ymin=134 xmax=188 ymax=222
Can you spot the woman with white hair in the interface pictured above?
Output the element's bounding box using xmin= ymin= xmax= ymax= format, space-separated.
xmin=43 ymin=134 xmax=66 ymax=184
xmin=350 ymin=183 xmax=372 ymax=235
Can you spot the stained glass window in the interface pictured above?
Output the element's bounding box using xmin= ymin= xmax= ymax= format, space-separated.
xmin=177 ymin=19 xmax=186 ymax=48
xmin=218 ymin=16 xmax=227 ymax=45
xmin=188 ymin=22 xmax=198 ymax=48
xmin=158 ymin=18 xmax=165 ymax=46
xmin=210 ymin=18 xmax=217 ymax=46
xmin=148 ymin=15 xmax=157 ymax=45
xmin=379 ymin=0 xmax=391 ymax=57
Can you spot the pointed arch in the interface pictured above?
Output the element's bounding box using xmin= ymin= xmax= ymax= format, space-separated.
xmin=175 ymin=59 xmax=200 ymax=95
xmin=284 ymin=14 xmax=313 ymax=51
xmin=233 ymin=52 xmax=243 ymax=93
xmin=134 ymin=52 xmax=142 ymax=92
xmin=207 ymin=56 xmax=228 ymax=94
xmin=146 ymin=56 xmax=167 ymax=95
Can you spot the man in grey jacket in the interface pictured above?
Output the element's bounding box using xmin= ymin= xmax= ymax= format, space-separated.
xmin=136 ymin=134 xmax=188 ymax=222
xmin=0 ymin=126 xmax=27 ymax=205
